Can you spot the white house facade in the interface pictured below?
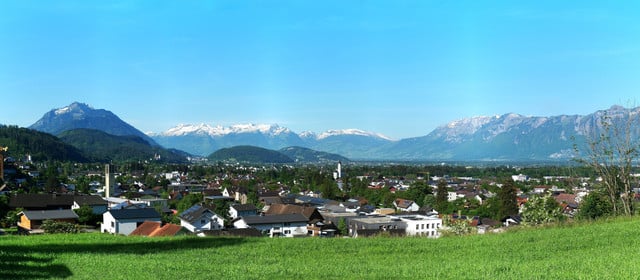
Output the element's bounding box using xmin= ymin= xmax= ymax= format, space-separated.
xmin=101 ymin=208 xmax=161 ymax=235
xmin=233 ymin=213 xmax=308 ymax=238
xmin=397 ymin=214 xmax=442 ymax=238
xmin=179 ymin=205 xmax=224 ymax=233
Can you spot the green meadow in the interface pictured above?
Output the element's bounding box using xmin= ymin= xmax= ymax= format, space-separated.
xmin=2 ymin=217 xmax=640 ymax=279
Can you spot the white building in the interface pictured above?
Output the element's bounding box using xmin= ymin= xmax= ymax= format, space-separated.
xmin=397 ymin=214 xmax=442 ymax=238
xmin=233 ymin=213 xmax=308 ymax=238
xmin=179 ymin=205 xmax=224 ymax=233
xmin=101 ymin=208 xmax=161 ymax=235
xmin=512 ymin=174 xmax=529 ymax=182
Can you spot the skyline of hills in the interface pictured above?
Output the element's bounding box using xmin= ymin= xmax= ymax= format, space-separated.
xmin=5 ymin=102 xmax=640 ymax=162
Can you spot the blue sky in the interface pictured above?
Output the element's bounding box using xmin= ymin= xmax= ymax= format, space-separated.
xmin=1 ymin=1 xmax=639 ymax=139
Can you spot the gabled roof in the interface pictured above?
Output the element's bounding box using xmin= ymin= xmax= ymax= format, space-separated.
xmin=74 ymin=195 xmax=107 ymax=206
xmin=130 ymin=221 xmax=186 ymax=237
xmin=230 ymin=204 xmax=257 ymax=212
xmin=130 ymin=221 xmax=161 ymax=236
xmin=394 ymin=198 xmax=416 ymax=209
xmin=240 ymin=213 xmax=308 ymax=225
xmin=261 ymin=197 xmax=282 ymax=205
xmin=265 ymin=204 xmax=323 ymax=221
xmin=20 ymin=209 xmax=79 ymax=221
xmin=151 ymin=224 xmax=186 ymax=237
xmin=10 ymin=194 xmax=74 ymax=209
xmin=108 ymin=208 xmax=161 ymax=220
xmin=179 ymin=205 xmax=214 ymax=223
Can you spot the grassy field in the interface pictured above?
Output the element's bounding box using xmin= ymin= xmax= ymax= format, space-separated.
xmin=2 ymin=217 xmax=640 ymax=279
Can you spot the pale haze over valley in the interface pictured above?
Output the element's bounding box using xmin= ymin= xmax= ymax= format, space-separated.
xmin=1 ymin=1 xmax=639 ymax=139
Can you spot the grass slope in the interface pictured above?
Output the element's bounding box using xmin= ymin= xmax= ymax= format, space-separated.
xmin=1 ymin=217 xmax=640 ymax=279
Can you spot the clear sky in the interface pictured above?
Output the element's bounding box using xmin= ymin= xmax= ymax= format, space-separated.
xmin=1 ymin=1 xmax=639 ymax=139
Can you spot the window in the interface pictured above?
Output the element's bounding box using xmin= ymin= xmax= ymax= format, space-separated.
xmin=201 ymin=219 xmax=206 ymax=225
xmin=416 ymin=224 xmax=419 ymax=230
xmin=427 ymin=224 xmax=430 ymax=229
xmin=111 ymin=221 xmax=115 ymax=227
xmin=284 ymin=230 xmax=291 ymax=235
xmin=421 ymin=224 xmax=425 ymax=230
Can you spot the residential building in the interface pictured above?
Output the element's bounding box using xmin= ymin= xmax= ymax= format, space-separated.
xmin=233 ymin=213 xmax=308 ymax=238
xmin=101 ymin=208 xmax=161 ymax=235
xmin=18 ymin=209 xmax=79 ymax=232
xmin=393 ymin=198 xmax=420 ymax=212
xmin=348 ymin=216 xmax=405 ymax=237
xmin=72 ymin=195 xmax=108 ymax=215
xmin=395 ymin=214 xmax=442 ymax=238
xmin=10 ymin=194 xmax=74 ymax=210
xmin=179 ymin=205 xmax=224 ymax=233
xmin=229 ymin=204 xmax=258 ymax=219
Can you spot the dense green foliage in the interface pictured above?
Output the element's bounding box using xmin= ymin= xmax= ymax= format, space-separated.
xmin=208 ymin=145 xmax=294 ymax=163
xmin=497 ymin=179 xmax=518 ymax=220
xmin=1 ymin=217 xmax=640 ymax=279
xmin=279 ymin=146 xmax=350 ymax=163
xmin=40 ymin=220 xmax=80 ymax=234
xmin=576 ymin=191 xmax=613 ymax=220
xmin=521 ymin=195 xmax=564 ymax=225
xmin=59 ymin=128 xmax=187 ymax=163
xmin=0 ymin=125 xmax=87 ymax=162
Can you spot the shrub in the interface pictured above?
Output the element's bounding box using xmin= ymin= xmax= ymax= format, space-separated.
xmin=41 ymin=220 xmax=80 ymax=234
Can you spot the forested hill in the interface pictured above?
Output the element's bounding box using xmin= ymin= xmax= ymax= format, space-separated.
xmin=279 ymin=146 xmax=350 ymax=163
xmin=0 ymin=125 xmax=87 ymax=162
xmin=208 ymin=145 xmax=294 ymax=163
xmin=58 ymin=129 xmax=187 ymax=163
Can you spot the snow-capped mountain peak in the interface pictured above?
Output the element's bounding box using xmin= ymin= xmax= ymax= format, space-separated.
xmin=158 ymin=123 xmax=291 ymax=137
xmin=317 ymin=129 xmax=393 ymax=141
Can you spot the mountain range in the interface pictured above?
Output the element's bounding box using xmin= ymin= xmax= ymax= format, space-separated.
xmin=24 ymin=102 xmax=640 ymax=162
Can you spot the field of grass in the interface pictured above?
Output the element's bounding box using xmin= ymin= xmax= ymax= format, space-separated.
xmin=2 ymin=217 xmax=640 ymax=279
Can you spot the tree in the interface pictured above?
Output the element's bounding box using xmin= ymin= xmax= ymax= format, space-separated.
xmin=521 ymin=195 xmax=564 ymax=225
xmin=73 ymin=205 xmax=100 ymax=226
xmin=576 ymin=191 xmax=613 ymax=220
xmin=497 ymin=179 xmax=518 ymax=220
xmin=435 ymin=179 xmax=449 ymax=213
xmin=177 ymin=194 xmax=203 ymax=213
xmin=403 ymin=181 xmax=431 ymax=205
xmin=337 ymin=217 xmax=348 ymax=236
xmin=575 ymin=107 xmax=639 ymax=216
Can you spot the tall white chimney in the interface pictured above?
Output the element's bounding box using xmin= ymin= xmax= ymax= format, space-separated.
xmin=105 ymin=164 xmax=112 ymax=198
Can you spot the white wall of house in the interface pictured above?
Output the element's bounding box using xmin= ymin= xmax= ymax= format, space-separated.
xmin=100 ymin=212 xmax=161 ymax=235
xmin=181 ymin=212 xmax=224 ymax=233
xmin=400 ymin=215 xmax=442 ymax=238
xmin=233 ymin=219 xmax=307 ymax=238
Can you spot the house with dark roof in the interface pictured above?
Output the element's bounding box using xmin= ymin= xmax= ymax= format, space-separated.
xmin=264 ymin=203 xmax=324 ymax=222
xmin=101 ymin=208 xmax=161 ymax=235
xmin=72 ymin=195 xmax=108 ymax=215
xmin=222 ymin=186 xmax=249 ymax=204
xmin=233 ymin=213 xmax=308 ymax=237
xmin=179 ymin=205 xmax=224 ymax=233
xmin=229 ymin=204 xmax=258 ymax=219
xmin=130 ymin=221 xmax=188 ymax=237
xmin=10 ymin=194 xmax=74 ymax=210
xmin=393 ymin=198 xmax=420 ymax=212
xmin=18 ymin=209 xmax=79 ymax=231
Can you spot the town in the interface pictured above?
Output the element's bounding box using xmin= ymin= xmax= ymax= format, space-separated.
xmin=0 ymin=150 xmax=616 ymax=239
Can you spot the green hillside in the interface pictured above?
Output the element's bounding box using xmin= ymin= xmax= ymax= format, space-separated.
xmin=279 ymin=146 xmax=350 ymax=163
xmin=208 ymin=145 xmax=294 ymax=163
xmin=1 ymin=217 xmax=639 ymax=279
xmin=58 ymin=128 xmax=187 ymax=163
xmin=0 ymin=125 xmax=87 ymax=162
